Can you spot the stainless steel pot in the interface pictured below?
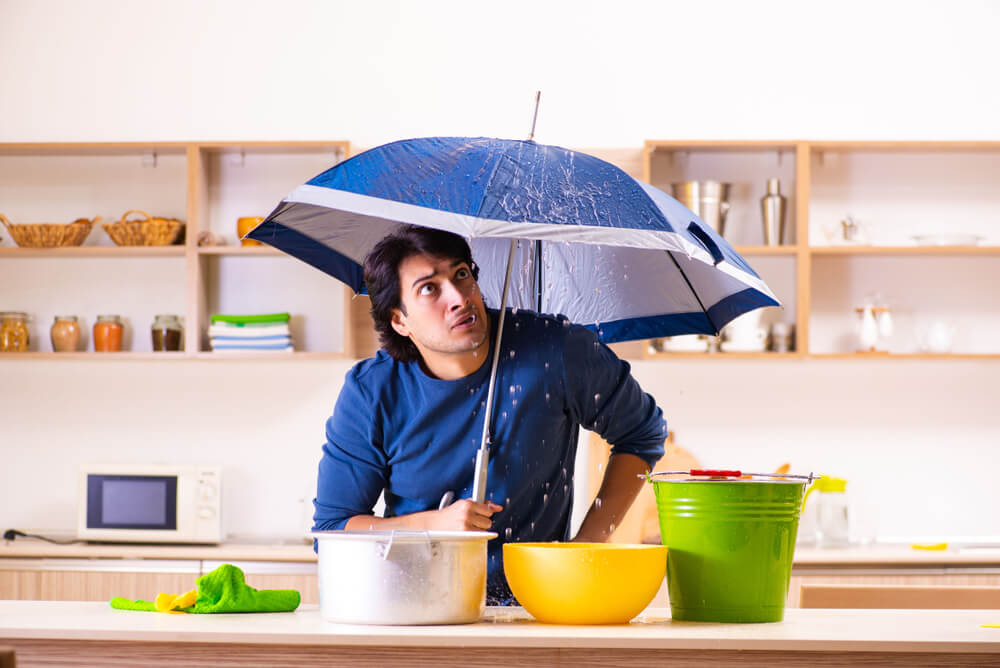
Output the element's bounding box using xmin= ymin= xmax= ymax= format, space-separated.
xmin=312 ymin=530 xmax=496 ymax=625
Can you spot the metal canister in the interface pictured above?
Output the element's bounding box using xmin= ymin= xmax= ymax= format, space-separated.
xmin=312 ymin=530 xmax=496 ymax=625
xmin=671 ymin=181 xmax=732 ymax=237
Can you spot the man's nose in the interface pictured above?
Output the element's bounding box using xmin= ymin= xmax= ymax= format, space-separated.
xmin=443 ymin=280 xmax=469 ymax=308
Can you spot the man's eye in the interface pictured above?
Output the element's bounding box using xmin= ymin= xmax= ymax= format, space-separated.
xmin=418 ymin=283 xmax=435 ymax=296
xmin=455 ymin=268 xmax=470 ymax=279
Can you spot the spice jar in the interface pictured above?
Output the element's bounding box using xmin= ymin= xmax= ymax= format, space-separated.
xmin=0 ymin=311 xmax=30 ymax=352
xmin=151 ymin=314 xmax=183 ymax=351
xmin=50 ymin=315 xmax=81 ymax=352
xmin=93 ymin=315 xmax=124 ymax=352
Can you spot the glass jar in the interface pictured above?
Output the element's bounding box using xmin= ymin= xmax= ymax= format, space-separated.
xmin=0 ymin=311 xmax=30 ymax=352
xmin=151 ymin=314 xmax=183 ymax=351
xmin=50 ymin=315 xmax=81 ymax=352
xmin=93 ymin=314 xmax=124 ymax=352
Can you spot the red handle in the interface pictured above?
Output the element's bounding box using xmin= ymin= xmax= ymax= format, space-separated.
xmin=690 ymin=469 xmax=742 ymax=477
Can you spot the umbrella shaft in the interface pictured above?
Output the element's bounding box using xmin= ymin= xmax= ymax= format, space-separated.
xmin=474 ymin=239 xmax=517 ymax=504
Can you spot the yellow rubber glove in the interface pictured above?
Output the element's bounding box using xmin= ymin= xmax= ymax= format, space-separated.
xmin=154 ymin=589 xmax=198 ymax=614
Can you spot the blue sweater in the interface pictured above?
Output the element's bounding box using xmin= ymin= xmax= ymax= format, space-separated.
xmin=313 ymin=309 xmax=666 ymax=602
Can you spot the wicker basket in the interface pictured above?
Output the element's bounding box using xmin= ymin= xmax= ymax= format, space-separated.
xmin=102 ymin=209 xmax=185 ymax=246
xmin=0 ymin=213 xmax=98 ymax=248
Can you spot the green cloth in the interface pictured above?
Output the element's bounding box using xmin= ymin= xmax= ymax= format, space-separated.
xmin=210 ymin=313 xmax=290 ymax=325
xmin=110 ymin=564 xmax=300 ymax=613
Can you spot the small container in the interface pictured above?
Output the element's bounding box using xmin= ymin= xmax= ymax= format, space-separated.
xmin=0 ymin=311 xmax=30 ymax=352
xmin=151 ymin=314 xmax=183 ymax=351
xmin=50 ymin=315 xmax=81 ymax=352
xmin=803 ymin=477 xmax=850 ymax=548
xmin=93 ymin=315 xmax=124 ymax=352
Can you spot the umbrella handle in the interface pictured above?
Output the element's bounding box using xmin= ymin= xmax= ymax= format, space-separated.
xmin=687 ymin=222 xmax=724 ymax=265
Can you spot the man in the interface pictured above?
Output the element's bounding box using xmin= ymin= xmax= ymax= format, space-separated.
xmin=313 ymin=225 xmax=666 ymax=602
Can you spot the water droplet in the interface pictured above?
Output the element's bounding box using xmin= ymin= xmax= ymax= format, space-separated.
xmin=543 ymin=493 xmax=548 ymax=504
xmin=594 ymin=393 xmax=601 ymax=403
xmin=505 ymin=527 xmax=512 ymax=539
xmin=561 ymin=467 xmax=567 ymax=478
xmin=509 ymin=385 xmax=515 ymax=395
xmin=609 ymin=523 xmax=616 ymax=533
xmin=514 ymin=322 xmax=520 ymax=331
xmin=544 ymin=362 xmax=549 ymax=370
xmin=545 ymin=392 xmax=550 ymax=402
xmin=509 ymin=350 xmax=516 ymax=359
xmin=501 ymin=411 xmax=507 ymax=419
xmin=530 ymin=522 xmax=535 ymax=532
xmin=512 ymin=399 xmax=517 ymax=407
xmin=512 ymin=307 xmax=518 ymax=315
xmin=563 ymin=484 xmax=568 ymax=493
xmin=505 ymin=497 xmax=510 ymax=505
xmin=595 ymin=497 xmax=603 ymax=509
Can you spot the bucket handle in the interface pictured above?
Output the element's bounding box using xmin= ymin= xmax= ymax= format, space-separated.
xmin=377 ymin=530 xmax=434 ymax=561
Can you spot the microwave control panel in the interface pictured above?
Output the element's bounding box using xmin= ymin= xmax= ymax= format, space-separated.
xmin=195 ymin=468 xmax=222 ymax=540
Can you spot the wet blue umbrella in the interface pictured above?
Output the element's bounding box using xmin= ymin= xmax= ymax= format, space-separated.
xmin=248 ymin=136 xmax=779 ymax=502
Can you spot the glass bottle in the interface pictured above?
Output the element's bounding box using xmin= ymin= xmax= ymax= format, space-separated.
xmin=151 ymin=314 xmax=183 ymax=351
xmin=0 ymin=311 xmax=30 ymax=352
xmin=93 ymin=314 xmax=124 ymax=352
xmin=50 ymin=315 xmax=81 ymax=352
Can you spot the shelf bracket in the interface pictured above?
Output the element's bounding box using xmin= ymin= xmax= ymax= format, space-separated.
xmin=141 ymin=151 xmax=158 ymax=168
xmin=229 ymin=149 xmax=246 ymax=168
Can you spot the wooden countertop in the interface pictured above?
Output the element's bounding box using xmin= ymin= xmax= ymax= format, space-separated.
xmin=1 ymin=602 xmax=999 ymax=656
xmin=4 ymin=539 xmax=1000 ymax=568
xmin=0 ymin=602 xmax=996 ymax=652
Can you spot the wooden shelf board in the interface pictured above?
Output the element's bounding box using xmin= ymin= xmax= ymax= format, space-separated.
xmin=810 ymin=245 xmax=1000 ymax=256
xmin=808 ymin=353 xmax=1000 ymax=360
xmin=733 ymin=245 xmax=799 ymax=255
xmin=644 ymin=351 xmax=805 ymax=360
xmin=0 ymin=246 xmax=185 ymax=258
xmin=0 ymin=142 xmax=189 ymax=156
xmin=196 ymin=141 xmax=350 ymax=155
xmin=645 ymin=140 xmax=800 ymax=152
xmin=194 ymin=351 xmax=351 ymax=360
xmin=808 ymin=140 xmax=1000 ymax=152
xmin=197 ymin=245 xmax=283 ymax=256
xmin=0 ymin=352 xmax=188 ymax=360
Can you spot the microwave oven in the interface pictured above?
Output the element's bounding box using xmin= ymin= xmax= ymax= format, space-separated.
xmin=77 ymin=464 xmax=223 ymax=544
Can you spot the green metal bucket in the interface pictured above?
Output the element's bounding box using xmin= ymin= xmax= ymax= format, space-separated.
xmin=652 ymin=478 xmax=805 ymax=623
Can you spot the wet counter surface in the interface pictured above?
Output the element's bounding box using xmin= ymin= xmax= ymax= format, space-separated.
xmin=1 ymin=602 xmax=999 ymax=667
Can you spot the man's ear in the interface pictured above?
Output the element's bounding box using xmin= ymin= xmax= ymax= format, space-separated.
xmin=390 ymin=309 xmax=410 ymax=338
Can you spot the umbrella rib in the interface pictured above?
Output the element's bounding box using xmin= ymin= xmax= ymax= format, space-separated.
xmin=666 ymin=250 xmax=719 ymax=336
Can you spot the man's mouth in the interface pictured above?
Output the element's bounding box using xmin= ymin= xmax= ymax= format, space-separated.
xmin=452 ymin=312 xmax=477 ymax=330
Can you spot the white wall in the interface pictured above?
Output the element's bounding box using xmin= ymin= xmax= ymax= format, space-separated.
xmin=2 ymin=0 xmax=999 ymax=542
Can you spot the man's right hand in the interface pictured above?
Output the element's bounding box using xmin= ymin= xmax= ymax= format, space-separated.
xmin=430 ymin=499 xmax=503 ymax=531
xmin=344 ymin=499 xmax=503 ymax=532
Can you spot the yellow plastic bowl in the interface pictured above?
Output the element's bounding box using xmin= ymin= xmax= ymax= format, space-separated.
xmin=503 ymin=542 xmax=667 ymax=624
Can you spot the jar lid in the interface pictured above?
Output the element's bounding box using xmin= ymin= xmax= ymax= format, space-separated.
xmin=53 ymin=315 xmax=79 ymax=322
xmin=153 ymin=314 xmax=181 ymax=320
xmin=96 ymin=314 xmax=122 ymax=322
xmin=0 ymin=311 xmax=28 ymax=318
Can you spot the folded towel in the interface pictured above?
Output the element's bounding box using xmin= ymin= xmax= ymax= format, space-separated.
xmin=211 ymin=340 xmax=293 ymax=351
xmin=110 ymin=563 xmax=300 ymax=614
xmin=211 ymin=313 xmax=290 ymax=325
xmin=208 ymin=324 xmax=291 ymax=338
xmin=209 ymin=346 xmax=295 ymax=354
xmin=210 ymin=335 xmax=292 ymax=345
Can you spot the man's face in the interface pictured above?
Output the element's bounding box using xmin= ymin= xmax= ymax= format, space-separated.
xmin=390 ymin=252 xmax=489 ymax=362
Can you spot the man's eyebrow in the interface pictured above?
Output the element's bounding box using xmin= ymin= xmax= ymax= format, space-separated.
xmin=410 ymin=261 xmax=466 ymax=289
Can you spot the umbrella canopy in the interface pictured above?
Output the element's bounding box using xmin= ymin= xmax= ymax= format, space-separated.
xmin=248 ymin=137 xmax=779 ymax=341
xmin=249 ymin=136 xmax=781 ymax=505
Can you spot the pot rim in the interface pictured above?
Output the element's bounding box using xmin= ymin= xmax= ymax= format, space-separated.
xmin=311 ymin=529 xmax=497 ymax=542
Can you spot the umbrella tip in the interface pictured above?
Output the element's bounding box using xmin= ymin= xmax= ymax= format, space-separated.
xmin=527 ymin=91 xmax=541 ymax=141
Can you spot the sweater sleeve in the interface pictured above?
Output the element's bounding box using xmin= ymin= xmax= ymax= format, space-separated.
xmin=313 ymin=366 xmax=387 ymax=532
xmin=563 ymin=326 xmax=666 ymax=470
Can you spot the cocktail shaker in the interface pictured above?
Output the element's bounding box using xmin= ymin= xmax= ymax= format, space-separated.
xmin=760 ymin=178 xmax=786 ymax=246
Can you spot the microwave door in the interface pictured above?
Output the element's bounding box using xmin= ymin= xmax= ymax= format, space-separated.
xmin=84 ymin=474 xmax=178 ymax=539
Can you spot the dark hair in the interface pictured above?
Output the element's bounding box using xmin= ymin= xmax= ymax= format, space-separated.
xmin=363 ymin=225 xmax=480 ymax=362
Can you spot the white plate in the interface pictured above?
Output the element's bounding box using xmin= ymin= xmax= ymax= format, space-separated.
xmin=720 ymin=341 xmax=767 ymax=353
xmin=911 ymin=234 xmax=984 ymax=246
